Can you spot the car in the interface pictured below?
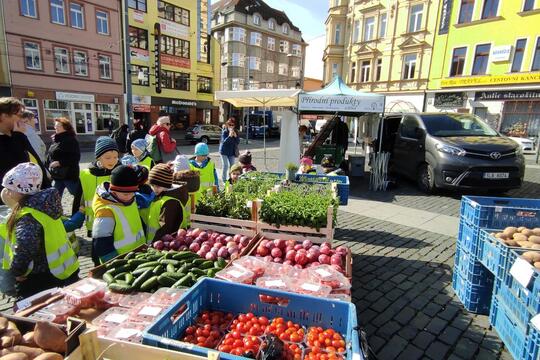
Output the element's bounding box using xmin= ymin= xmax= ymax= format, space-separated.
xmin=378 ymin=113 xmax=525 ymax=193
xmin=509 ymin=136 xmax=535 ymax=153
xmin=185 ymin=124 xmax=222 ymax=144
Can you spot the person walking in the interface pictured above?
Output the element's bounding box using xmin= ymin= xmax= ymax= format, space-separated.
xmin=20 ymin=110 xmax=46 ymax=163
xmin=149 ymin=116 xmax=177 ymax=163
xmin=46 ymin=117 xmax=81 ymax=197
xmin=127 ymin=118 xmax=147 ymax=153
xmin=0 ymin=97 xmax=49 ymax=203
xmin=218 ymin=118 xmax=240 ymax=182
xmin=111 ymin=124 xmax=129 ymax=155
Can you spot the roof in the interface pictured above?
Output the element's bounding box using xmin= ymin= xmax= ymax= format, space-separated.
xmin=211 ymin=0 xmax=300 ymax=32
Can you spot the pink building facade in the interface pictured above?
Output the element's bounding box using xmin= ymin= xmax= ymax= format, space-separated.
xmin=3 ymin=0 xmax=124 ymax=138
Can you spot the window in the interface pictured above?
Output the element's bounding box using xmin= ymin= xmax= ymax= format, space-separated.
xmin=267 ymin=60 xmax=274 ymax=73
xmin=360 ymin=60 xmax=370 ymax=82
xmin=502 ymin=101 xmax=540 ymax=137
xmin=282 ymin=23 xmax=289 ymax=34
xmin=253 ymin=14 xmax=260 ymax=25
xmin=250 ymin=32 xmax=262 ymax=46
xmin=511 ymin=39 xmax=527 ymax=73
xmin=70 ymin=3 xmax=84 ymax=29
xmin=331 ymin=63 xmax=338 ymax=79
xmin=376 ymin=59 xmax=382 ymax=81
xmin=248 ymin=56 xmax=260 ymax=70
xmin=292 ymin=66 xmax=300 ymax=77
xmin=249 ymin=81 xmax=260 ymax=90
xmin=98 ymin=54 xmax=112 ymax=79
xmin=266 ymin=82 xmax=273 ymax=89
xmin=161 ymin=70 xmax=189 ymax=90
xmin=96 ymin=104 xmax=119 ymax=131
xmin=292 ymin=44 xmax=301 ymax=56
xmin=131 ymin=65 xmax=149 ymax=85
xmin=269 ymin=19 xmax=275 ymax=30
xmin=44 ymin=100 xmax=70 ymax=130
xmin=334 ymin=24 xmax=341 ymax=44
xmin=523 ymin=0 xmax=535 ymax=11
xmin=197 ymin=77 xmax=212 ymax=93
xmin=54 ymin=47 xmax=69 ymax=73
xmin=472 ymin=44 xmax=490 ymax=75
xmin=267 ymin=37 xmax=275 ymax=51
xmin=20 ymin=0 xmax=37 ymax=18
xmin=400 ymin=116 xmax=420 ymax=138
xmin=458 ymin=0 xmax=474 ymax=23
xmin=279 ymin=40 xmax=289 ymax=53
xmin=379 ymin=13 xmax=387 ymax=38
xmin=160 ymin=35 xmax=190 ymax=58
xmin=350 ymin=62 xmax=356 ymax=82
xmin=22 ymin=99 xmax=40 ymax=132
xmin=450 ymin=47 xmax=467 ymax=76
xmin=96 ymin=10 xmax=109 ymax=35
xmin=225 ymin=27 xmax=246 ymax=42
xmin=532 ymin=37 xmax=540 ymax=71
xmin=231 ymin=53 xmax=245 ymax=67
xmin=408 ymin=4 xmax=423 ymax=33
xmin=128 ymin=0 xmax=146 ymax=12
xmin=129 ymin=26 xmax=148 ymax=49
xmin=279 ymin=63 xmax=288 ymax=76
xmin=231 ymin=78 xmax=244 ymax=90
xmin=158 ymin=1 xmax=189 ymax=25
xmin=24 ymin=42 xmax=41 ymax=70
xmin=363 ymin=17 xmax=374 ymax=41
xmin=50 ymin=0 xmax=65 ymax=25
xmin=402 ymin=54 xmax=417 ymax=79
xmin=482 ymin=0 xmax=499 ymax=19
xmin=353 ymin=20 xmax=360 ymax=43
xmin=73 ymin=50 xmax=88 ymax=76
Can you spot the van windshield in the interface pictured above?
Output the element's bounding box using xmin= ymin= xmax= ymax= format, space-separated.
xmin=421 ymin=114 xmax=498 ymax=137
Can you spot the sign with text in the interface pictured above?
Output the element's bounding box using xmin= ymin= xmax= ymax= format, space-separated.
xmin=474 ymin=90 xmax=540 ymax=101
xmin=441 ymin=73 xmax=540 ymax=87
xmin=154 ymin=23 xmax=161 ymax=94
xmin=133 ymin=10 xmax=145 ymax=23
xmin=434 ymin=92 xmax=466 ymax=107
xmin=56 ymin=91 xmax=95 ymax=103
xmin=438 ymin=0 xmax=453 ymax=35
xmin=161 ymin=54 xmax=191 ymax=69
xmin=298 ymin=94 xmax=384 ymax=113
xmin=159 ymin=18 xmax=189 ymax=39
xmin=491 ymin=45 xmax=512 ymax=62
xmin=130 ymin=48 xmax=149 ymax=62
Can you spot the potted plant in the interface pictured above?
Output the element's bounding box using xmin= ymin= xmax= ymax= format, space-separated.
xmin=285 ymin=162 xmax=298 ymax=181
xmin=173 ymin=170 xmax=200 ymax=193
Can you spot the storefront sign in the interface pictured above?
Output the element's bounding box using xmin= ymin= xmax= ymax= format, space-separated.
xmin=133 ymin=104 xmax=151 ymax=112
xmin=160 ymin=54 xmax=191 ymax=69
xmin=298 ymin=94 xmax=385 ymax=113
xmin=441 ymin=73 xmax=540 ymax=87
xmin=434 ymin=92 xmax=466 ymax=107
xmin=56 ymin=91 xmax=95 ymax=102
xmin=154 ymin=23 xmax=161 ymax=94
xmin=158 ymin=19 xmax=189 ymax=39
xmin=438 ymin=0 xmax=453 ymax=35
xmin=133 ymin=10 xmax=145 ymax=23
xmin=491 ymin=45 xmax=512 ymax=62
xmin=150 ymin=97 xmax=215 ymax=109
xmin=130 ymin=48 xmax=149 ymax=62
xmin=132 ymin=95 xmax=151 ymax=104
xmin=474 ymin=90 xmax=540 ymax=101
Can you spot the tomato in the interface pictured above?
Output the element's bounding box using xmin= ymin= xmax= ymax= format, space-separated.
xmin=258 ymin=316 xmax=269 ymax=326
xmin=185 ymin=326 xmax=195 ymax=335
xmin=238 ymin=314 xmax=246 ymax=322
xmin=231 ymin=330 xmax=241 ymax=339
xmin=246 ymin=312 xmax=255 ymax=320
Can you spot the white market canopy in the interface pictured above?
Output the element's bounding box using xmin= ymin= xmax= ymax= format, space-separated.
xmin=298 ymin=76 xmax=385 ymax=115
xmin=215 ymin=89 xmax=300 ymax=108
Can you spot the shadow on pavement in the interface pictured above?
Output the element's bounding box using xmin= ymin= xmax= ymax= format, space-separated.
xmin=335 ymin=227 xmax=431 ymax=249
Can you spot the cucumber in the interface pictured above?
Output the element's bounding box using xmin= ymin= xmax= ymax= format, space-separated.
xmin=141 ymin=276 xmax=159 ymax=291
xmin=199 ymin=261 xmax=214 ymax=269
xmin=172 ymin=251 xmax=197 ymax=261
xmin=124 ymin=273 xmax=134 ymax=285
xmin=116 ymin=280 xmax=128 ymax=285
xmin=159 ymin=259 xmax=181 ymax=266
xmin=216 ymin=258 xmax=227 ymax=268
xmin=161 ymin=271 xmax=185 ymax=279
xmin=191 ymin=268 xmax=206 ymax=276
xmin=109 ymin=283 xmax=134 ymax=293
xmin=166 ymin=264 xmax=176 ymax=273
xmin=113 ymin=272 xmax=128 ymax=280
xmin=110 ymin=259 xmax=129 ymax=267
xmin=164 ymin=252 xmax=177 ymax=259
xmin=132 ymin=267 xmax=154 ymax=275
xmin=132 ymin=269 xmax=153 ymax=289
xmin=106 ymin=264 xmax=132 ymax=276
xmin=207 ymin=268 xmax=219 ymax=277
xmin=153 ymin=264 xmax=164 ymax=274
xmin=127 ymin=259 xmax=148 ymax=266
xmin=125 ymin=251 xmax=137 ymax=260
xmin=102 ymin=273 xmax=114 ymax=284
xmin=137 ymin=261 xmax=159 ymax=269
xmin=172 ymin=274 xmax=192 ymax=288
xmin=157 ymin=274 xmax=177 ymax=287
xmin=191 ymin=258 xmax=206 ymax=266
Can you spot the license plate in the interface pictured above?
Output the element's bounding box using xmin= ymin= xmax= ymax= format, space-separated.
xmin=483 ymin=172 xmax=509 ymax=179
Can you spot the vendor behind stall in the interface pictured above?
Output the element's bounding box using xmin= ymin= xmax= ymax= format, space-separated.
xmin=321 ymin=156 xmax=344 ymax=176
xmin=1 ymin=162 xmax=79 ymax=299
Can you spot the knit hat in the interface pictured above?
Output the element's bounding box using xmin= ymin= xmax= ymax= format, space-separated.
xmin=300 ymin=157 xmax=313 ymax=166
xmin=194 ymin=142 xmax=209 ymax=156
xmin=172 ymin=155 xmax=190 ymax=172
xmin=95 ymin=136 xmax=119 ymax=159
xmin=110 ymin=165 xmax=139 ymax=193
xmin=230 ymin=163 xmax=242 ymax=174
xmin=238 ymin=151 xmax=252 ymax=165
xmin=131 ymin=138 xmax=147 ymax=153
xmin=149 ymin=163 xmax=173 ymax=189
xmin=121 ymin=154 xmax=139 ymax=167
xmin=2 ymin=162 xmax=42 ymax=195
xmin=136 ymin=166 xmax=149 ymax=186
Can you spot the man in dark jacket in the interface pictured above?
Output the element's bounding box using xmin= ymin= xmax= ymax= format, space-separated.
xmin=127 ymin=118 xmax=147 ymax=153
xmin=112 ymin=124 xmax=129 ymax=154
xmin=0 ymin=97 xmax=50 ymax=203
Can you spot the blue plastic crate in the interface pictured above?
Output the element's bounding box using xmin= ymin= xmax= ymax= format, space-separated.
xmin=295 ymin=174 xmax=349 ymax=205
xmin=493 ymin=279 xmax=533 ymax=334
xmin=461 ymin=196 xmax=540 ymax=229
xmin=526 ymin=326 xmax=540 ymax=360
xmin=504 ymin=249 xmax=540 ymax=316
xmin=478 ymin=229 xmax=517 ymax=280
xmin=452 ymin=270 xmax=493 ymax=314
xmin=454 ymin=244 xmax=492 ymax=286
xmin=456 ymin=219 xmax=482 ymax=256
xmin=142 ymin=278 xmax=363 ymax=360
xmin=490 ymin=297 xmax=530 ymax=360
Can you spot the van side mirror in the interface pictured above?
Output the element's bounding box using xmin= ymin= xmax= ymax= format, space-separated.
xmin=414 ymin=127 xmax=424 ymax=139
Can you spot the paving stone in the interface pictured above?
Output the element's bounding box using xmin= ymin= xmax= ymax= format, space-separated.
xmin=368 ymin=334 xmax=386 ymax=354
xmin=451 ymin=315 xmax=473 ymax=331
xmin=370 ymin=296 xmax=391 ymax=313
xmin=395 ymin=307 xmax=416 ymax=325
xmin=439 ymin=304 xmax=461 ymax=321
xmin=440 ymin=326 xmax=462 ymax=346
xmin=426 ymin=341 xmax=450 ymax=359
xmin=411 ymin=312 xmax=431 ymax=330
xmin=412 ymin=331 xmax=436 ymax=350
xmin=376 ymin=335 xmax=408 ymax=360
xmin=455 ymin=337 xmax=480 ymax=358
xmin=397 ymin=325 xmax=419 ymax=341
xmin=376 ymin=320 xmax=401 ymax=338
xmin=423 ymin=302 xmax=443 ymax=317
xmin=399 ymin=344 xmax=424 ymax=360
xmin=477 ymin=348 xmax=497 ymax=360
xmin=426 ymin=316 xmax=448 ymax=335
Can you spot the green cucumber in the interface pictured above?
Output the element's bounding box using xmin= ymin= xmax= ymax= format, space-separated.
xmin=102 ymin=273 xmax=115 ymax=284
xmin=172 ymin=251 xmax=198 ymax=261
xmin=199 ymin=261 xmax=214 ymax=269
xmin=157 ymin=274 xmax=177 ymax=287
xmin=109 ymin=283 xmax=134 ymax=293
xmin=172 ymin=274 xmax=192 ymax=288
xmin=124 ymin=273 xmax=134 ymax=285
xmin=141 ymin=276 xmax=159 ymax=291
xmin=216 ymin=258 xmax=227 ymax=268
xmin=124 ymin=251 xmax=137 ymax=260
xmin=159 ymin=259 xmax=181 ymax=266
xmin=207 ymin=268 xmax=219 ymax=277
xmin=132 ymin=269 xmax=153 ymax=289
xmin=137 ymin=261 xmax=159 ymax=269
xmin=191 ymin=268 xmax=206 ymax=276
xmin=132 ymin=267 xmax=154 ymax=275
xmin=191 ymin=258 xmax=206 ymax=266
xmin=161 ymin=271 xmax=185 ymax=279
xmin=113 ymin=272 xmax=128 ymax=280
xmin=153 ymin=264 xmax=164 ymax=274
xmin=166 ymin=264 xmax=176 ymax=273
xmin=127 ymin=259 xmax=148 ymax=266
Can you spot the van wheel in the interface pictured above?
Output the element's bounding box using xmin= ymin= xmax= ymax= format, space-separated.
xmin=201 ymin=136 xmax=209 ymax=144
xmin=418 ymin=164 xmax=436 ymax=194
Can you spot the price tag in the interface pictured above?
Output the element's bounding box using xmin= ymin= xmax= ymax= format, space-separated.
xmin=266 ymin=280 xmax=285 ymax=288
xmin=301 ymin=283 xmax=321 ymax=292
xmin=531 ymin=314 xmax=540 ymax=331
xmin=228 ymin=269 xmax=243 ymax=278
xmin=77 ymin=284 xmax=97 ymax=294
xmin=494 ymin=206 xmax=503 ymax=213
xmin=115 ymin=328 xmax=140 ymax=339
xmin=105 ymin=313 xmax=128 ymax=324
xmin=139 ymin=306 xmax=163 ymax=317
xmin=510 ymin=257 xmax=535 ymax=288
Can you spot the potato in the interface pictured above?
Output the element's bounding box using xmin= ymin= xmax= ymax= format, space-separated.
xmin=518 ymin=226 xmax=528 ymax=232
xmin=0 ymin=353 xmax=29 ymax=360
xmin=517 ymin=241 xmax=534 ymax=248
xmin=522 ymin=229 xmax=534 ymax=237
xmin=531 ymin=244 xmax=540 ymax=250
xmin=505 ymin=240 xmax=518 ymax=246
xmin=513 ymin=233 xmax=528 ymax=242
xmin=521 ymin=252 xmax=536 ymax=264
xmin=0 ymin=318 xmax=8 ymax=332
xmin=20 ymin=333 xmax=36 ymax=348
xmin=33 ymin=323 xmax=66 ymax=354
xmin=1 ymin=346 xmax=43 ymax=359
xmin=33 ymin=353 xmax=63 ymax=360
xmin=1 ymin=323 xmax=22 ymax=348
xmin=495 ymin=233 xmax=508 ymax=240
xmin=504 ymin=227 xmax=518 ymax=237
xmin=529 ymin=236 xmax=540 ymax=245
xmin=533 ymin=228 xmax=540 ymax=236
xmin=535 ymin=262 xmax=540 ymax=270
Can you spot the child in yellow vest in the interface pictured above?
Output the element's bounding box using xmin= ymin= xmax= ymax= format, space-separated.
xmin=224 ymin=163 xmax=242 ymax=192
xmin=92 ymin=165 xmax=146 ymax=265
xmin=1 ymin=163 xmax=79 ymax=299
xmin=189 ymin=143 xmax=219 ymax=201
xmin=131 ymin=138 xmax=154 ymax=170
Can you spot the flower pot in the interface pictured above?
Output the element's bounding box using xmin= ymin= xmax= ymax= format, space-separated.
xmin=286 ymin=169 xmax=296 ymax=182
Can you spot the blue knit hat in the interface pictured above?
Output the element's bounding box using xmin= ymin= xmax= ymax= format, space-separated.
xmin=121 ymin=154 xmax=139 ymax=168
xmin=95 ymin=136 xmax=119 ymax=159
xmin=131 ymin=138 xmax=147 ymax=153
xmin=194 ymin=142 xmax=209 ymax=156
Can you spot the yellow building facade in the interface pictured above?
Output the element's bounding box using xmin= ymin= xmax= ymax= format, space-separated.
xmin=323 ymin=0 xmax=439 ymax=112
xmin=128 ymin=0 xmax=220 ymax=129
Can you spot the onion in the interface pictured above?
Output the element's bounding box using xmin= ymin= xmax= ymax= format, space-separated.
xmin=302 ymin=240 xmax=313 ymax=250
xmin=283 ymin=260 xmax=294 ymax=266
xmin=257 ymin=245 xmax=269 ymax=257
xmin=286 ymin=239 xmax=296 ymax=248
xmin=199 ymin=232 xmax=208 ymax=241
xmin=177 ymin=229 xmax=187 ymax=238
xmin=201 ymin=244 xmax=211 ymax=253
xmin=336 ymin=246 xmax=349 ymax=256
xmin=320 ymin=246 xmax=332 ymax=255
xmin=271 ymin=248 xmax=283 ymax=258
xmin=189 ymin=243 xmax=200 ymax=252
xmin=196 ymin=249 xmax=206 ymax=257
xmin=233 ymin=234 xmax=242 ymax=242
xmin=294 ymin=244 xmax=303 ymax=251
xmin=191 ymin=228 xmax=202 ymax=238
xmin=205 ymin=252 xmax=217 ymax=260
xmin=330 ymin=254 xmax=342 ymax=266
xmin=306 ymin=252 xmax=318 ymax=263
xmin=285 ymin=250 xmax=297 ymax=262
xmin=227 ymin=241 xmax=237 ymax=249
xmin=178 ymin=245 xmax=188 ymax=251
xmin=218 ymin=247 xmax=229 ymax=258
xmin=273 ymin=257 xmax=283 ymax=263
xmin=294 ymin=264 xmax=303 ymax=269
xmin=318 ymin=254 xmax=331 ymax=264
xmin=263 ymin=256 xmax=273 ymax=262
xmin=162 ymin=234 xmax=174 ymax=242
xmin=321 ymin=241 xmax=332 ymax=249
xmin=274 ymin=239 xmax=286 ymax=249
xmin=240 ymin=236 xmax=250 ymax=247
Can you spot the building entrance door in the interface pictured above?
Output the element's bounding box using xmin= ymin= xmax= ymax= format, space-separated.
xmin=73 ymin=102 xmax=94 ymax=134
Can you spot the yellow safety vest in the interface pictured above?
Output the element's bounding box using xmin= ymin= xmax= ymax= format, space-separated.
xmin=139 ymin=156 xmax=153 ymax=171
xmin=0 ymin=223 xmax=11 ymax=270
xmin=97 ymin=202 xmax=146 ymax=261
xmin=146 ymin=195 xmax=189 ymax=243
xmin=80 ymin=169 xmax=111 ymax=232
xmin=8 ymin=208 xmax=79 ymax=279
xmin=189 ymin=161 xmax=216 ymax=203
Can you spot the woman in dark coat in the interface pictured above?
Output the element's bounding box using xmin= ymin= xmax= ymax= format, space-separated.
xmin=46 ymin=117 xmax=81 ymax=197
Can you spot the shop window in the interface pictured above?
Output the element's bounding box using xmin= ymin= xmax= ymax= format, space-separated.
xmin=472 ymin=44 xmax=490 ymax=75
xmin=24 ymin=42 xmax=41 ymax=70
xmin=98 ymin=54 xmax=112 ymax=79
xmin=511 ymin=39 xmax=527 ymax=73
xmin=70 ymin=3 xmax=84 ymax=29
xmin=128 ymin=0 xmax=146 ymax=12
xmin=22 ymin=98 xmax=40 ymax=132
xmin=501 ymin=101 xmax=540 ymax=137
xmin=129 ymin=27 xmax=148 ymax=50
xmin=96 ymin=10 xmax=109 ymax=35
xmin=363 ymin=17 xmax=374 ymax=41
xmin=158 ymin=1 xmax=189 ymax=26
xmin=54 ymin=47 xmax=70 ymax=74
xmin=408 ymin=4 xmax=423 ymax=33
xmin=44 ymin=100 xmax=70 ymax=131
xmin=197 ymin=77 xmax=212 ymax=93
xmin=360 ymin=60 xmax=370 ymax=82
xmin=481 ymin=0 xmax=499 ymax=19
xmin=21 ymin=0 xmax=37 ymax=18
xmin=96 ymin=103 xmax=120 ymax=131
xmin=450 ymin=47 xmax=467 ymax=77
xmin=131 ymin=64 xmax=149 ymax=86
xmin=50 ymin=0 xmax=65 ymax=25
xmin=267 ymin=37 xmax=275 ymax=51
xmin=458 ymin=0 xmax=474 ymax=23
xmin=402 ymin=54 xmax=416 ymax=79
xmin=73 ymin=50 xmax=88 ymax=76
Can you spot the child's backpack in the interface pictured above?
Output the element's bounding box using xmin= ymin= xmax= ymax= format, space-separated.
xmin=145 ymin=134 xmax=162 ymax=163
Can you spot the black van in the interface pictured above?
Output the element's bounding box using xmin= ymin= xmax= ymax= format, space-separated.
xmin=378 ymin=113 xmax=525 ymax=193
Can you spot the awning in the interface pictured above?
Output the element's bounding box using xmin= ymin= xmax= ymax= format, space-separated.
xmin=214 ymin=89 xmax=300 ymax=108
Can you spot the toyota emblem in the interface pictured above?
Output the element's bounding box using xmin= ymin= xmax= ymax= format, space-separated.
xmin=490 ymin=152 xmax=502 ymax=160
